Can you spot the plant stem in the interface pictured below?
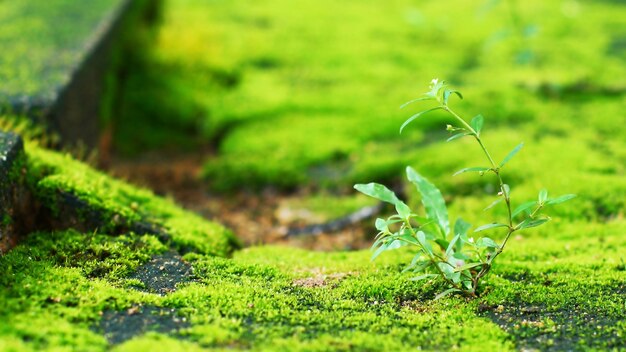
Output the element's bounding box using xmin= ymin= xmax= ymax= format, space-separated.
xmin=405 ymin=222 xmax=465 ymax=292
xmin=442 ymin=105 xmax=514 ymax=229
xmin=442 ymin=104 xmax=519 ymax=292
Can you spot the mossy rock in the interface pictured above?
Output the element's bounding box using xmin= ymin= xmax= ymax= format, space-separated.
xmin=23 ymin=144 xmax=239 ymax=256
xmin=0 ymin=130 xmax=28 ymax=253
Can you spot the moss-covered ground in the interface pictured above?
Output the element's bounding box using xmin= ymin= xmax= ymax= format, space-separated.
xmin=1 ymin=222 xmax=625 ymax=350
xmin=1 ymin=0 xmax=626 ymax=350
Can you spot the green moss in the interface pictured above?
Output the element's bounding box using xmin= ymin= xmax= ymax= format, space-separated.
xmin=25 ymin=144 xmax=239 ymax=256
xmin=279 ymin=193 xmax=377 ymax=222
xmin=0 ymin=0 xmax=126 ymax=100
xmin=112 ymin=0 xmax=626 ymax=192
xmin=1 ymin=0 xmax=625 ymax=350
xmin=1 ymin=213 xmax=626 ymax=350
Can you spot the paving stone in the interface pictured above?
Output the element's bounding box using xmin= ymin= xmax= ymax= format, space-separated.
xmin=0 ymin=131 xmax=25 ymax=254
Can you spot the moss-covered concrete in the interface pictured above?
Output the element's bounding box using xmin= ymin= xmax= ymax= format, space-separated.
xmin=1 ymin=220 xmax=625 ymax=350
xmin=24 ymin=143 xmax=238 ymax=256
xmin=0 ymin=0 xmax=159 ymax=147
xmin=0 ymin=130 xmax=26 ymax=253
xmin=0 ymin=0 xmax=125 ymax=102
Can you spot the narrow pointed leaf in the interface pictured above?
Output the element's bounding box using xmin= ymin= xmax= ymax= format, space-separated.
xmin=512 ymin=200 xmax=537 ymax=217
xmin=396 ymin=231 xmax=421 ymax=247
xmin=454 ymin=262 xmax=483 ymax=272
xmin=416 ymin=231 xmax=433 ymax=256
xmin=406 ymin=167 xmax=450 ymax=235
xmin=476 ymin=237 xmax=499 ymax=248
xmin=453 ymin=166 xmax=491 ymax=176
xmin=400 ymin=107 xmax=443 ymax=134
xmin=470 ymin=114 xmax=484 ymax=135
xmin=484 ymin=198 xmax=503 ymax=211
xmin=499 ymin=142 xmax=524 ymax=168
xmin=409 ymin=273 xmax=438 ymax=281
xmin=454 ymin=218 xmax=472 ymax=237
xmin=354 ymin=183 xmax=398 ymax=204
xmin=474 ymin=223 xmax=508 ymax=232
xmin=502 ymin=184 xmax=511 ymax=199
xmin=434 ymin=288 xmax=461 ymax=300
xmin=538 ymin=189 xmax=548 ymax=204
xmin=446 ymin=234 xmax=461 ymax=256
xmin=443 ymin=89 xmax=463 ymax=105
xmin=447 ymin=131 xmax=472 ymax=142
xmin=454 ymin=218 xmax=471 ymax=252
xmin=371 ymin=241 xmax=388 ymax=261
xmin=546 ymin=194 xmax=576 ymax=205
xmin=517 ymin=217 xmax=550 ymax=230
xmin=400 ymin=96 xmax=434 ymax=109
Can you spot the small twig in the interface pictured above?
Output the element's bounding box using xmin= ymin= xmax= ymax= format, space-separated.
xmin=285 ymin=203 xmax=384 ymax=237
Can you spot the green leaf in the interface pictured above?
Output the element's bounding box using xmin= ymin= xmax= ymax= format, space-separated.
xmin=453 ymin=166 xmax=491 ymax=177
xmin=428 ymin=79 xmax=446 ymax=98
xmin=409 ymin=273 xmax=438 ymax=282
xmin=546 ymin=194 xmax=576 ymax=205
xmin=439 ymin=262 xmax=461 ymax=283
xmin=416 ymin=231 xmax=434 ymax=256
xmin=512 ymin=201 xmax=537 ymax=217
xmin=538 ymin=189 xmax=548 ymax=204
xmin=446 ymin=234 xmax=460 ymax=256
xmin=517 ymin=217 xmax=550 ymax=230
xmin=395 ymin=201 xmax=412 ymax=220
xmin=476 ymin=237 xmax=499 ymax=248
xmin=499 ymin=142 xmax=524 ymax=168
xmin=400 ymin=96 xmax=434 ymax=109
xmin=454 ymin=218 xmax=471 ymax=252
xmin=371 ymin=237 xmax=407 ymax=261
xmin=502 ymin=184 xmax=511 ymax=199
xmin=403 ymin=254 xmax=428 ymax=272
xmin=375 ymin=218 xmax=388 ymax=232
xmin=371 ymin=242 xmax=387 ymax=261
xmin=454 ymin=218 xmax=472 ymax=237
xmin=443 ymin=89 xmax=463 ymax=105
xmin=396 ymin=230 xmax=421 ymax=247
xmin=434 ymin=288 xmax=461 ymax=300
xmin=454 ymin=262 xmax=483 ymax=272
xmin=387 ymin=239 xmax=404 ymax=250
xmin=400 ymin=107 xmax=444 ymax=134
xmin=484 ymin=198 xmax=503 ymax=211
xmin=404 ymin=259 xmax=431 ymax=273
xmin=453 ymin=251 xmax=470 ymax=260
xmin=447 ymin=131 xmax=472 ymax=142
xmin=470 ymin=114 xmax=484 ymax=135
xmin=474 ymin=223 xmax=508 ymax=232
xmin=435 ymin=238 xmax=450 ymax=252
xmin=406 ymin=167 xmax=450 ymax=235
xmin=354 ymin=183 xmax=398 ymax=204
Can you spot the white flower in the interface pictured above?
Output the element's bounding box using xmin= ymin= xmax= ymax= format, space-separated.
xmin=468 ymin=237 xmax=475 ymax=243
xmin=431 ymin=78 xmax=439 ymax=86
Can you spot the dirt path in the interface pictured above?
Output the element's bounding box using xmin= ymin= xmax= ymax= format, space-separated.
xmin=106 ymin=151 xmax=372 ymax=251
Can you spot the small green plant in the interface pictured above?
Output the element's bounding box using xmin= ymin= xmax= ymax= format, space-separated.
xmin=355 ymin=79 xmax=574 ymax=298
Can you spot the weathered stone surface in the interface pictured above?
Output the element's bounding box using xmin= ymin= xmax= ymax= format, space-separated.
xmin=0 ymin=0 xmax=159 ymax=147
xmin=0 ymin=131 xmax=26 ymax=254
xmin=98 ymin=305 xmax=190 ymax=345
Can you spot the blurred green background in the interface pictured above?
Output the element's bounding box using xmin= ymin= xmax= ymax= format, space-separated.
xmin=113 ymin=0 xmax=625 ymax=225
